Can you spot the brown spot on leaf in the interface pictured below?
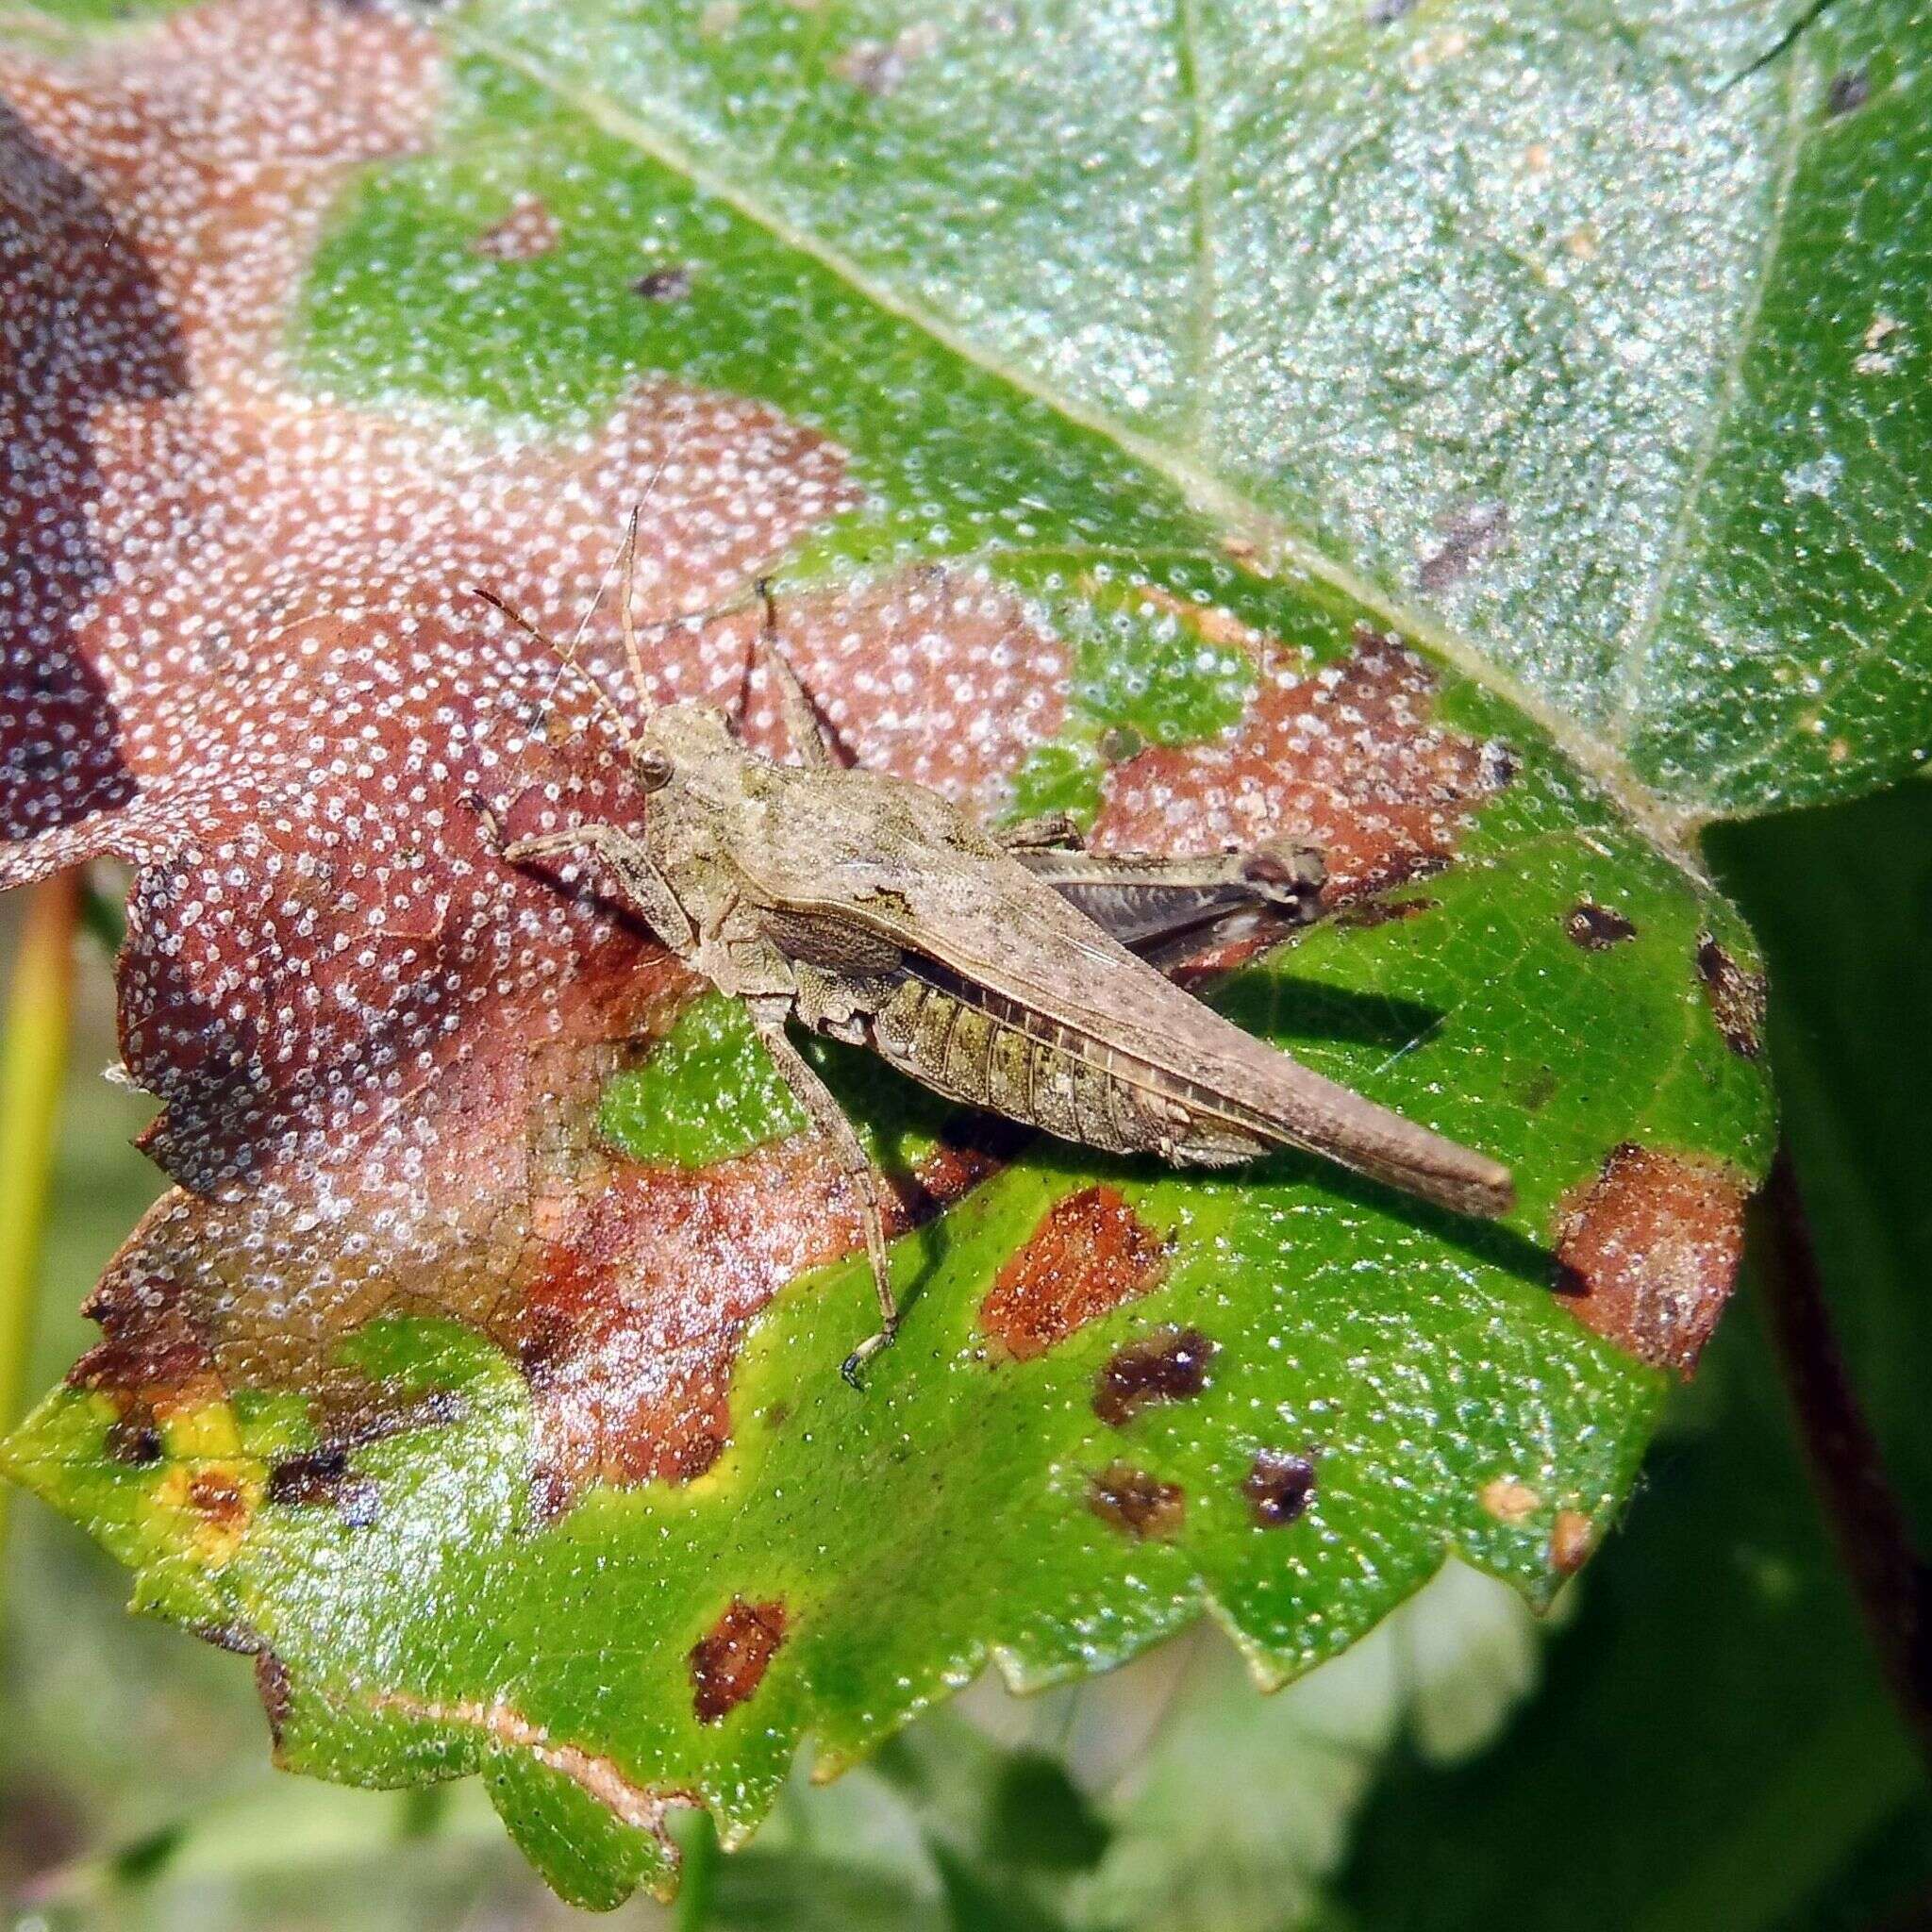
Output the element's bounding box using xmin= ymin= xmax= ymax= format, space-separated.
xmin=72 ymin=1235 xmax=219 ymax=1404
xmin=1478 ymin=1477 xmax=1541 ymax=1524
xmin=690 ymin=1597 xmax=789 ymax=1724
xmin=1087 ymin=1462 xmax=1185 ymax=1540
xmin=1556 ymin=1142 xmax=1747 ymax=1376
xmin=1092 ymin=1326 xmax=1216 ymax=1426
xmin=254 ymin=1647 xmax=293 ymax=1746
xmin=197 ymin=1616 xmax=267 ymax=1656
xmin=1566 ymin=902 xmax=1636 ymax=950
xmin=632 ymin=263 xmax=693 ymax=302
xmin=188 ymin=1467 xmax=248 ymax=1528
xmin=470 ymin=193 xmax=558 ymax=261
xmin=1415 ymin=501 xmax=1509 ymax=591
xmin=1243 ymin=1450 xmax=1316 ymax=1527
xmin=105 ymin=1411 xmax=162 ymax=1464
xmin=509 ymin=1058 xmax=963 ymax=1493
xmin=158 ymin=1458 xmax=258 ymax=1565
xmin=832 ymin=23 xmax=941 ymax=94
xmin=266 ymin=1445 xmax=377 ymax=1524
xmin=762 ymin=565 xmax=1069 ymax=810
xmin=1695 ymin=934 xmax=1767 ymax=1058
xmin=1825 ymin=68 xmax=1870 ymax=115
xmin=1093 ymin=626 xmax=1509 ymax=901
xmin=980 ymin=1187 xmax=1169 ymax=1362
xmin=1549 ymin=1509 xmax=1594 ymax=1574
xmin=906 ymin=1125 xmax=1010 ymax=1208
xmin=1335 ymin=893 xmax=1440 ymax=931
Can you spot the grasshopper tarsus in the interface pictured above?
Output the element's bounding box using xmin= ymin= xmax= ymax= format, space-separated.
xmin=841 ymin=1322 xmax=898 ymax=1389
xmin=458 ymin=791 xmax=508 ymax=851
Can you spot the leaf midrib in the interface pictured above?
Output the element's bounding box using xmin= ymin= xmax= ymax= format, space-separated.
xmin=455 ymin=23 xmax=1710 ymax=871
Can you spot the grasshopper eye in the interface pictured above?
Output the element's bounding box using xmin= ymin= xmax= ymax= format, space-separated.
xmin=634 ymin=748 xmax=674 ymax=792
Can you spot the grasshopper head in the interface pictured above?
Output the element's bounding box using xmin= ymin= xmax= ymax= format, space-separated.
xmin=631 ymin=701 xmax=741 ymax=794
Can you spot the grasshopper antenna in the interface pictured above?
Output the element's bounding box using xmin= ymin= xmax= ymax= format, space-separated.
xmin=616 ymin=505 xmax=651 ymax=716
xmin=468 ymin=584 xmax=640 ymax=757
xmin=610 ymin=450 xmax=675 ymax=717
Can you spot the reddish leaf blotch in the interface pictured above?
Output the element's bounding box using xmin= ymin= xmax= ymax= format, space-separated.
xmin=690 ymin=1597 xmax=789 ymax=1724
xmin=980 ymin=1186 xmax=1170 ymax=1362
xmin=1556 ymin=1142 xmax=1747 ymax=1376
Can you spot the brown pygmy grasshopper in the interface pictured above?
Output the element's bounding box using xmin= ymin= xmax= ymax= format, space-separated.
xmin=469 ymin=525 xmax=1514 ymax=1382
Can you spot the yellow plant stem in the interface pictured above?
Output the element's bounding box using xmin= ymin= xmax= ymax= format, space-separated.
xmin=0 ymin=872 xmax=80 ymax=1521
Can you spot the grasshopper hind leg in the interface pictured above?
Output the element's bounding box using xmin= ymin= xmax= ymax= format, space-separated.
xmin=746 ymin=1000 xmax=900 ymax=1385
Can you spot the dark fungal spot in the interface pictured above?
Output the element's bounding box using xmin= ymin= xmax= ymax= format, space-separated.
xmin=1566 ymin=902 xmax=1637 ymax=950
xmin=1415 ymin=500 xmax=1509 ymax=591
xmin=1825 ymin=68 xmax=1870 ymax=115
xmin=1087 ymin=1462 xmax=1184 ymax=1540
xmin=267 ymin=1446 xmax=377 ymax=1524
xmin=1516 ymin=1063 xmax=1559 ymax=1112
xmin=690 ymin=1597 xmax=788 ymax=1724
xmin=1367 ymin=0 xmax=1418 ymax=20
xmin=195 ymin=1618 xmax=266 ymax=1656
xmin=1336 ymin=894 xmax=1440 ymax=931
xmin=632 ymin=263 xmax=694 ymax=302
xmin=1243 ymin=1450 xmax=1316 ymax=1527
xmin=266 ymin=1445 xmax=346 ymax=1503
xmin=1694 ymin=933 xmax=1767 ymax=1058
xmin=105 ymin=1413 xmax=162 ymax=1464
xmin=1092 ymin=1326 xmax=1217 ymax=1426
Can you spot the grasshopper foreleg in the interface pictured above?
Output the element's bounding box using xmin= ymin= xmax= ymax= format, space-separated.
xmin=466 ymin=802 xmax=695 ymax=955
xmin=755 ymin=583 xmax=841 ymax=771
xmin=746 ymin=999 xmax=898 ymax=1385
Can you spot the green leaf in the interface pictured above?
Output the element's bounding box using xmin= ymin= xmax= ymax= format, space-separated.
xmin=438 ymin=0 xmax=1932 ymax=823
xmin=4 ymin=0 xmax=1882 ymax=1906
xmin=1331 ymin=784 xmax=1932 ymax=1931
